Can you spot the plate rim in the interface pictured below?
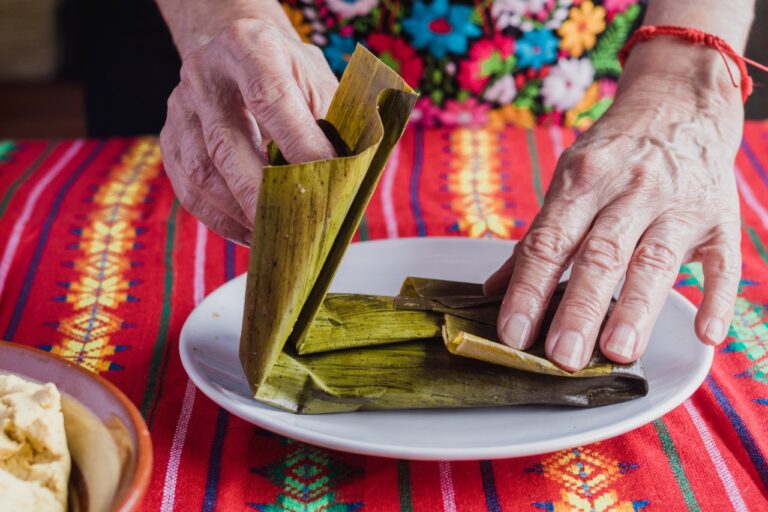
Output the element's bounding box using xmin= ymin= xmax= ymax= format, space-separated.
xmin=180 ymin=236 xmax=713 ymax=460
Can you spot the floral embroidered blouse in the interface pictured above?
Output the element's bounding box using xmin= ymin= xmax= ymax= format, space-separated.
xmin=282 ymin=0 xmax=646 ymax=128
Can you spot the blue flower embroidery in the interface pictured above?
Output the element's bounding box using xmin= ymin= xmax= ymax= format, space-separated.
xmin=323 ymin=34 xmax=357 ymax=74
xmin=515 ymin=28 xmax=558 ymax=70
xmin=402 ymin=0 xmax=482 ymax=59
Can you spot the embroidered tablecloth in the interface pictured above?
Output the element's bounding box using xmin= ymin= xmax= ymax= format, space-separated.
xmin=0 ymin=124 xmax=767 ymax=511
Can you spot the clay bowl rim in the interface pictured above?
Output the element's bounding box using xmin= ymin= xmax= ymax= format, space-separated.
xmin=0 ymin=341 xmax=153 ymax=512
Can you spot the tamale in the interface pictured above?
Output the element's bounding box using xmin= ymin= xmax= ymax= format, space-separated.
xmin=239 ymin=45 xmax=418 ymax=392
xmin=296 ymin=294 xmax=442 ymax=354
xmin=255 ymin=341 xmax=647 ymax=413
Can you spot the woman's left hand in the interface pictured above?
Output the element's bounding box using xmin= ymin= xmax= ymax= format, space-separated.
xmin=485 ymin=39 xmax=744 ymax=371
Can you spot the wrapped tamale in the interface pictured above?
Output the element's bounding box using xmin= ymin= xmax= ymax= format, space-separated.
xmin=240 ymin=46 xmax=648 ymax=414
xmin=239 ymin=45 xmax=418 ymax=390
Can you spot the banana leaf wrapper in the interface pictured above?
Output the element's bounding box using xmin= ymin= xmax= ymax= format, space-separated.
xmin=296 ymin=294 xmax=442 ymax=355
xmin=239 ymin=45 xmax=418 ymax=393
xmin=255 ymin=278 xmax=646 ymax=413
xmin=394 ymin=277 xmax=502 ymax=325
xmin=255 ymin=340 xmax=648 ymax=413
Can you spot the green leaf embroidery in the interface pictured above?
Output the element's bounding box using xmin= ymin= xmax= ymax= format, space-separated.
xmin=588 ymin=4 xmax=641 ymax=77
xmin=574 ymin=97 xmax=613 ymax=124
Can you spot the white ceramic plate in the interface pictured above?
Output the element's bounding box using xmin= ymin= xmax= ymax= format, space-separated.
xmin=180 ymin=237 xmax=712 ymax=460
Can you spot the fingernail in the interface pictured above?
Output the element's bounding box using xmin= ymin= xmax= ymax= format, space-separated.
xmin=551 ymin=330 xmax=584 ymax=369
xmin=705 ymin=318 xmax=725 ymax=344
xmin=605 ymin=323 xmax=637 ymax=359
xmin=502 ymin=314 xmax=531 ymax=350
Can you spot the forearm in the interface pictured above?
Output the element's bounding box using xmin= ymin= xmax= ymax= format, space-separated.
xmin=645 ymin=0 xmax=754 ymax=51
xmin=155 ymin=0 xmax=297 ymax=57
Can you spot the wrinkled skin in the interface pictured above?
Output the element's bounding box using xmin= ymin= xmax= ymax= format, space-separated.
xmin=486 ymin=58 xmax=743 ymax=371
xmin=160 ymin=19 xmax=338 ymax=245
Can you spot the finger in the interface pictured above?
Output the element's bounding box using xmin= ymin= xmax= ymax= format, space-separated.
xmin=180 ymin=191 xmax=252 ymax=244
xmin=170 ymin=88 xmax=253 ymax=229
xmin=497 ymin=191 xmax=597 ymax=351
xmin=163 ymin=134 xmax=252 ymax=244
xmin=181 ymin=57 xmax=267 ymax=222
xmin=598 ymin=218 xmax=690 ymax=364
xmin=693 ymin=223 xmax=741 ymax=345
xmin=222 ymin=23 xmax=336 ymax=163
xmin=545 ymin=202 xmax=656 ymax=371
xmin=483 ymin=248 xmax=517 ymax=296
xmin=161 ymin=88 xmax=253 ymax=234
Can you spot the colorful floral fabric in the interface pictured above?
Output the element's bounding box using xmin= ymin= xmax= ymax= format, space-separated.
xmin=286 ymin=0 xmax=646 ymax=128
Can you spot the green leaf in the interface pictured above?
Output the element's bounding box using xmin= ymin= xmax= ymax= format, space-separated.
xmin=574 ymin=97 xmax=613 ymax=124
xmin=588 ymin=4 xmax=641 ymax=77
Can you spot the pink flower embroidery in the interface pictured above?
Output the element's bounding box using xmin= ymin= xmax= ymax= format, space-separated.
xmin=411 ymin=98 xmax=443 ymax=127
xmin=439 ymin=98 xmax=490 ymax=127
xmin=367 ymin=33 xmax=425 ymax=88
xmin=603 ymin=0 xmax=636 ymax=14
xmin=458 ymin=34 xmax=515 ymax=94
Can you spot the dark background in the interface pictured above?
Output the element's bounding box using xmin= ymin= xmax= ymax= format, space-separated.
xmin=0 ymin=0 xmax=766 ymax=138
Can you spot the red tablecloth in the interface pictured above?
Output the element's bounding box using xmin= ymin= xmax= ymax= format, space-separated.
xmin=0 ymin=124 xmax=766 ymax=510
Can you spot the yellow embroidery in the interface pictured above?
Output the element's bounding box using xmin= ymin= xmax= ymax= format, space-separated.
xmin=540 ymin=447 xmax=641 ymax=512
xmin=52 ymin=139 xmax=161 ymax=372
xmin=447 ymin=128 xmax=518 ymax=238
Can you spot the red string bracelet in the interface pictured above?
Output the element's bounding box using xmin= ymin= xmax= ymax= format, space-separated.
xmin=618 ymin=25 xmax=768 ymax=103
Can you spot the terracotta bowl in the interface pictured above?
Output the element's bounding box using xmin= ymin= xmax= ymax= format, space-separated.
xmin=0 ymin=341 xmax=152 ymax=511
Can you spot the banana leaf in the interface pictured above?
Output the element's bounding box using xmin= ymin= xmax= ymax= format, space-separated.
xmin=255 ymin=340 xmax=648 ymax=413
xmin=239 ymin=45 xmax=418 ymax=392
xmin=296 ymin=294 xmax=442 ymax=354
xmin=394 ymin=277 xmax=502 ymax=325
xmin=253 ymin=277 xmax=647 ymax=413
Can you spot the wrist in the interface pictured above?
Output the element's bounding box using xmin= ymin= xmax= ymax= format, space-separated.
xmin=617 ymin=37 xmax=745 ymax=111
xmin=613 ymin=37 xmax=745 ymax=138
xmin=157 ymin=0 xmax=297 ymax=58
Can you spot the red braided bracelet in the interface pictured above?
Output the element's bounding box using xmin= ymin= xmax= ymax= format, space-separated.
xmin=618 ymin=25 xmax=768 ymax=103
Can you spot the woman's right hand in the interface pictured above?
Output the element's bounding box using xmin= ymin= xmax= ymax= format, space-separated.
xmin=159 ymin=18 xmax=338 ymax=244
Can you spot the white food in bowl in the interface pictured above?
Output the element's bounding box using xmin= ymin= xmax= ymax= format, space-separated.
xmin=0 ymin=374 xmax=71 ymax=512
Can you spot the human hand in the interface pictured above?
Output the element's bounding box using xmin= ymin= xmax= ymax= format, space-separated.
xmin=159 ymin=18 xmax=338 ymax=243
xmin=485 ymin=40 xmax=744 ymax=371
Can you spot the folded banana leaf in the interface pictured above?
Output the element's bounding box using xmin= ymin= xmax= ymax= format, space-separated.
xmin=394 ymin=277 xmax=502 ymax=325
xmin=256 ymin=340 xmax=647 ymax=413
xmin=296 ymin=294 xmax=442 ymax=354
xmin=239 ymin=45 xmax=418 ymax=392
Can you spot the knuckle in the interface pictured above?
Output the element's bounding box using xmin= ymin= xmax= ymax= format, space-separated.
xmin=616 ymin=292 xmax=655 ymax=316
xmin=222 ymin=19 xmax=282 ymax=56
xmin=709 ymin=247 xmax=741 ymax=277
xmin=520 ymin=226 xmax=574 ymax=267
xmin=556 ymin=149 xmax=602 ymax=196
xmin=506 ymin=280 xmax=547 ymax=308
xmin=174 ymin=185 xmax=199 ymax=213
xmin=560 ymin=294 xmax=604 ymax=323
xmin=577 ymin=235 xmax=625 ymax=273
xmin=204 ymin=123 xmax=237 ymax=168
xmin=708 ymin=286 xmax=736 ymax=310
xmin=633 ymin=241 xmax=679 ymax=274
xmin=242 ymin=73 xmax=291 ymax=117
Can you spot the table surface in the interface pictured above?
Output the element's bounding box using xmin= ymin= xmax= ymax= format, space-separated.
xmin=0 ymin=124 xmax=766 ymax=511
